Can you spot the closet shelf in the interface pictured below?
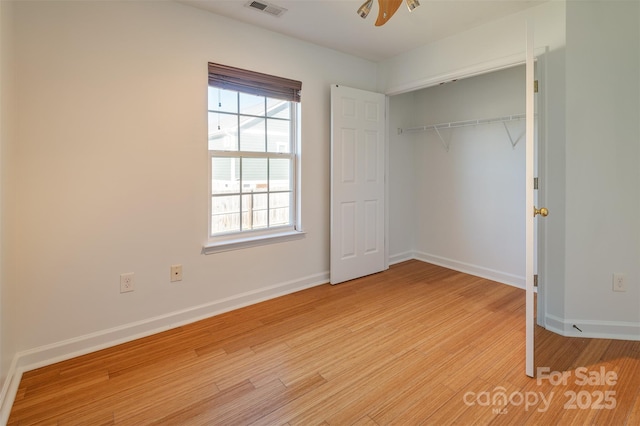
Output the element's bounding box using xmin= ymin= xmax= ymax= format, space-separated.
xmin=399 ymin=113 xmax=529 ymax=151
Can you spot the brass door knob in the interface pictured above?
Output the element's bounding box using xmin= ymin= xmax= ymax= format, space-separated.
xmin=534 ymin=207 xmax=549 ymax=217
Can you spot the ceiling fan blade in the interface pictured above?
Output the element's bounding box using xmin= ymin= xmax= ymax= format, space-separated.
xmin=375 ymin=0 xmax=403 ymax=26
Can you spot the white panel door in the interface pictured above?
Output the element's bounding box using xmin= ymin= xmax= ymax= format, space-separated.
xmin=330 ymin=85 xmax=386 ymax=285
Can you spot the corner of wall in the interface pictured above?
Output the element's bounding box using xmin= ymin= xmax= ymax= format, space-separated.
xmin=545 ymin=313 xmax=640 ymax=342
xmin=0 ymin=357 xmax=20 ymax=425
xmin=0 ymin=0 xmax=16 ymax=419
xmin=0 ymin=0 xmax=13 ymax=397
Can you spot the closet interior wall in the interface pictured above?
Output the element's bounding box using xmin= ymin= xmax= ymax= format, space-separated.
xmin=389 ymin=65 xmax=527 ymax=287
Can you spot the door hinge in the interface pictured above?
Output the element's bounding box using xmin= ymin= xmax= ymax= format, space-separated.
xmin=534 ymin=177 xmax=539 ymax=190
xmin=534 ymin=274 xmax=538 ymax=287
xmin=534 ymin=80 xmax=539 ymax=93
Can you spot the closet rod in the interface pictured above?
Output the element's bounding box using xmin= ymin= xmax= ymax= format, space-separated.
xmin=399 ymin=113 xmax=529 ymax=151
xmin=401 ymin=113 xmax=526 ymax=133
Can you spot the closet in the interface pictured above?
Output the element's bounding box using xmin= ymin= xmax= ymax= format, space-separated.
xmin=388 ymin=65 xmax=527 ymax=287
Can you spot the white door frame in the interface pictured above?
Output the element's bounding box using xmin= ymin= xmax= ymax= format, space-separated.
xmin=525 ymin=20 xmax=536 ymax=378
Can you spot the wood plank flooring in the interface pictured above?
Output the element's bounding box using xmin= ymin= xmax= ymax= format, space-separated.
xmin=8 ymin=260 xmax=640 ymax=425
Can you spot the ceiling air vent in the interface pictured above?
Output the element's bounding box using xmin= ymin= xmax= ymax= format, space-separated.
xmin=244 ymin=0 xmax=287 ymax=17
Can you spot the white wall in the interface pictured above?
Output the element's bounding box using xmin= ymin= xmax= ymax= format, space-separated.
xmin=563 ymin=0 xmax=639 ymax=338
xmin=403 ymin=66 xmax=527 ymax=286
xmin=3 ymin=0 xmax=378 ymax=387
xmin=388 ymin=91 xmax=417 ymax=263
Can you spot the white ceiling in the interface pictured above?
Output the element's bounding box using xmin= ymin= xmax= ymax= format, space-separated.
xmin=178 ymin=0 xmax=546 ymax=62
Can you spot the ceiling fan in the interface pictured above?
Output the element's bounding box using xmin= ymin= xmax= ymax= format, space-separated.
xmin=358 ymin=0 xmax=420 ymax=26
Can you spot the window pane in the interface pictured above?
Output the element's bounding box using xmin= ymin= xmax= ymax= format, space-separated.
xmin=212 ymin=213 xmax=240 ymax=234
xmin=241 ymin=158 xmax=267 ymax=193
xmin=269 ymin=158 xmax=291 ymax=191
xmin=267 ymin=98 xmax=290 ymax=119
xmin=267 ymin=119 xmax=290 ymax=153
xmin=212 ymin=195 xmax=239 ymax=214
xmin=269 ymin=192 xmax=291 ymax=226
xmin=239 ymin=93 xmax=265 ymax=116
xmin=211 ymin=157 xmax=240 ymax=194
xmin=208 ymin=87 xmax=238 ymax=113
xmin=239 ymin=117 xmax=266 ymax=152
xmin=212 ymin=195 xmax=240 ymax=234
xmin=208 ymin=112 xmax=238 ymax=150
xmin=242 ymin=193 xmax=268 ymax=230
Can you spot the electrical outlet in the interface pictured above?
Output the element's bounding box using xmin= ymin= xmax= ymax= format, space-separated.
xmin=170 ymin=264 xmax=182 ymax=282
xmin=120 ymin=272 xmax=134 ymax=293
xmin=613 ymin=273 xmax=627 ymax=292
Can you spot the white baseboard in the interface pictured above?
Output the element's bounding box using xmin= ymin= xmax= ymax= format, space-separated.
xmin=545 ymin=314 xmax=640 ymax=341
xmin=404 ymin=252 xmax=639 ymax=341
xmin=413 ymin=251 xmax=525 ymax=289
xmin=0 ymin=357 xmax=21 ymax=426
xmin=0 ymin=271 xmax=329 ymax=421
xmin=388 ymin=251 xmax=414 ymax=266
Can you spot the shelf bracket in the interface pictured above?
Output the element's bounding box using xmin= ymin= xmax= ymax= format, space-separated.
xmin=433 ymin=127 xmax=450 ymax=152
xmin=502 ymin=121 xmax=524 ymax=149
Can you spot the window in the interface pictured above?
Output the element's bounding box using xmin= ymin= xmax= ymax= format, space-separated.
xmin=204 ymin=63 xmax=304 ymax=253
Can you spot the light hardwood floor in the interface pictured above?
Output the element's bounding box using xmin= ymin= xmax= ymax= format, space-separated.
xmin=8 ymin=260 xmax=640 ymax=425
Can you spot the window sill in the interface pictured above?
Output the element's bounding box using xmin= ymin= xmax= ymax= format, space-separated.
xmin=202 ymin=230 xmax=306 ymax=255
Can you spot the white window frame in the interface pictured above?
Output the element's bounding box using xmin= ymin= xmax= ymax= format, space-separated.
xmin=203 ymin=87 xmax=304 ymax=254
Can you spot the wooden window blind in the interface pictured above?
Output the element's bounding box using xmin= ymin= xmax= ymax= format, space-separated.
xmin=208 ymin=63 xmax=302 ymax=102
